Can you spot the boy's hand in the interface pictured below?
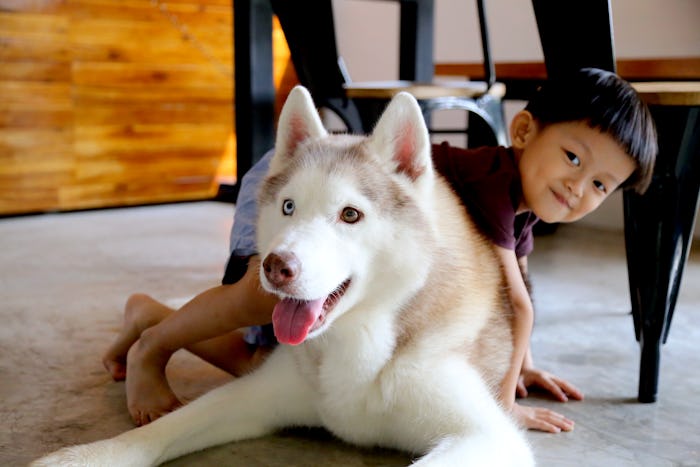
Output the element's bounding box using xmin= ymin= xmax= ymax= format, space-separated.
xmin=511 ymin=402 xmax=575 ymax=433
xmin=516 ymin=367 xmax=584 ymax=402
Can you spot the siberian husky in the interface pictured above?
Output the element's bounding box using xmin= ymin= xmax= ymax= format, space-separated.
xmin=33 ymin=86 xmax=534 ymax=466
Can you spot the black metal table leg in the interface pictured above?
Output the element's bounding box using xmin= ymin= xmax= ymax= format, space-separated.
xmin=232 ymin=0 xmax=275 ymax=199
xmin=623 ymin=105 xmax=700 ymax=403
xmin=398 ymin=0 xmax=434 ymax=82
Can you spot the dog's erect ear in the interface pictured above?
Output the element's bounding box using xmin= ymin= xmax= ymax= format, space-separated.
xmin=272 ymin=86 xmax=328 ymax=171
xmin=367 ymin=92 xmax=431 ymax=182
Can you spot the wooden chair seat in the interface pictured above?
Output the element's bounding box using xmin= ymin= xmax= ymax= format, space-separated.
xmin=345 ymin=78 xmax=509 ymax=146
xmin=345 ymin=80 xmax=506 ymax=100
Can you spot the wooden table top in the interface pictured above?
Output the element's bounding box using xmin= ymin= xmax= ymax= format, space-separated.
xmin=632 ymin=81 xmax=700 ymax=106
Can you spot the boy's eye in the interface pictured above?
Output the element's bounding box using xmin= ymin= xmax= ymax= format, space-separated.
xmin=566 ymin=151 xmax=581 ymax=167
xmin=593 ymin=180 xmax=607 ymax=193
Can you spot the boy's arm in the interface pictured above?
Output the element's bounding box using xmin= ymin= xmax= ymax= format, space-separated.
xmin=514 ymin=255 xmax=534 ymax=397
xmin=515 ymin=256 xmax=584 ymax=403
xmin=494 ymin=247 xmax=578 ymax=433
xmin=516 ymin=346 xmax=534 ymax=398
xmin=493 ymin=245 xmax=534 ymax=410
xmin=140 ymin=256 xmax=277 ymax=355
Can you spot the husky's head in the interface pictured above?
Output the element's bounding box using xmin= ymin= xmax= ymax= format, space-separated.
xmin=257 ymin=86 xmax=435 ymax=345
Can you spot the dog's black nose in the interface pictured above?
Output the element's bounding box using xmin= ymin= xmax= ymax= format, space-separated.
xmin=263 ymin=252 xmax=300 ymax=287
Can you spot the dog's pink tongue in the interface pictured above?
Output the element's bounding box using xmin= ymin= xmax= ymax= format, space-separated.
xmin=272 ymin=297 xmax=325 ymax=345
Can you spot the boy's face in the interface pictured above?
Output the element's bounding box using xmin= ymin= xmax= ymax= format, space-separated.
xmin=515 ymin=117 xmax=636 ymax=224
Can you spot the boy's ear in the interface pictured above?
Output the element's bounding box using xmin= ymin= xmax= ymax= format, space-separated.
xmin=510 ymin=110 xmax=537 ymax=149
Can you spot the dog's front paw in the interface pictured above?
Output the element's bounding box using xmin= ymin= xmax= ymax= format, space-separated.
xmin=31 ymin=445 xmax=101 ymax=467
xmin=31 ymin=438 xmax=144 ymax=467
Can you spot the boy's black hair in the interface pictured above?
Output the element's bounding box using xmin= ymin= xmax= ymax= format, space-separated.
xmin=524 ymin=68 xmax=657 ymax=193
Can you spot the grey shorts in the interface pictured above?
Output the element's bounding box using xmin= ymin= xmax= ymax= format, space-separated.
xmin=225 ymin=149 xmax=277 ymax=348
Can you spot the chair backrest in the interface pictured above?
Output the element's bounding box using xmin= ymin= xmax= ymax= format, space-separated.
xmin=271 ymin=0 xmax=498 ymax=132
xmin=271 ymin=0 xmax=348 ymax=101
xmin=273 ymin=0 xmax=497 ymax=91
xmin=531 ymin=0 xmax=616 ymax=78
xmin=271 ymin=0 xmax=367 ymax=132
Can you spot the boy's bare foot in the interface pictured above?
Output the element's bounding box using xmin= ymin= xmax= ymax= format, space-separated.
xmin=102 ymin=293 xmax=171 ymax=381
xmin=125 ymin=336 xmax=181 ymax=426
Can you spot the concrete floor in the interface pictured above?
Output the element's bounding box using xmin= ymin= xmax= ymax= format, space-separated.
xmin=1 ymin=201 xmax=698 ymax=466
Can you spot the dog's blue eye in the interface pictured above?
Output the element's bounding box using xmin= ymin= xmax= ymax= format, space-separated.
xmin=282 ymin=199 xmax=295 ymax=216
xmin=340 ymin=207 xmax=362 ymax=224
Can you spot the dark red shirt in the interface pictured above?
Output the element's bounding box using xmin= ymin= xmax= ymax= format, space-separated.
xmin=432 ymin=142 xmax=539 ymax=258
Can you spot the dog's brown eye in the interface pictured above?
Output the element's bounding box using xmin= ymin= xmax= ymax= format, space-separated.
xmin=282 ymin=199 xmax=295 ymax=216
xmin=340 ymin=207 xmax=361 ymax=224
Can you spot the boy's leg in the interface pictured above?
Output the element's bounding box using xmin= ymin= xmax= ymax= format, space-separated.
xmin=130 ymin=255 xmax=277 ymax=361
xmin=104 ymin=294 xmax=260 ymax=426
xmin=104 ymin=255 xmax=275 ymax=376
xmin=102 ymin=293 xmax=173 ymax=381
xmin=102 ymin=293 xmax=267 ymax=381
xmin=109 ymin=256 xmax=279 ymax=425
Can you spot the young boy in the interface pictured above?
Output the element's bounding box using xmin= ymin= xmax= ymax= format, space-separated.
xmin=103 ymin=68 xmax=657 ymax=432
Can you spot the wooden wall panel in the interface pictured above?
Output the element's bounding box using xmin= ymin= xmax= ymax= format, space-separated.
xmin=0 ymin=3 xmax=73 ymax=214
xmin=0 ymin=0 xmax=234 ymax=215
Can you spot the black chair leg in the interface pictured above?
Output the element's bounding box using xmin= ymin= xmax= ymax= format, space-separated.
xmin=623 ymin=106 xmax=700 ymax=403
xmin=233 ymin=0 xmax=275 ymax=194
